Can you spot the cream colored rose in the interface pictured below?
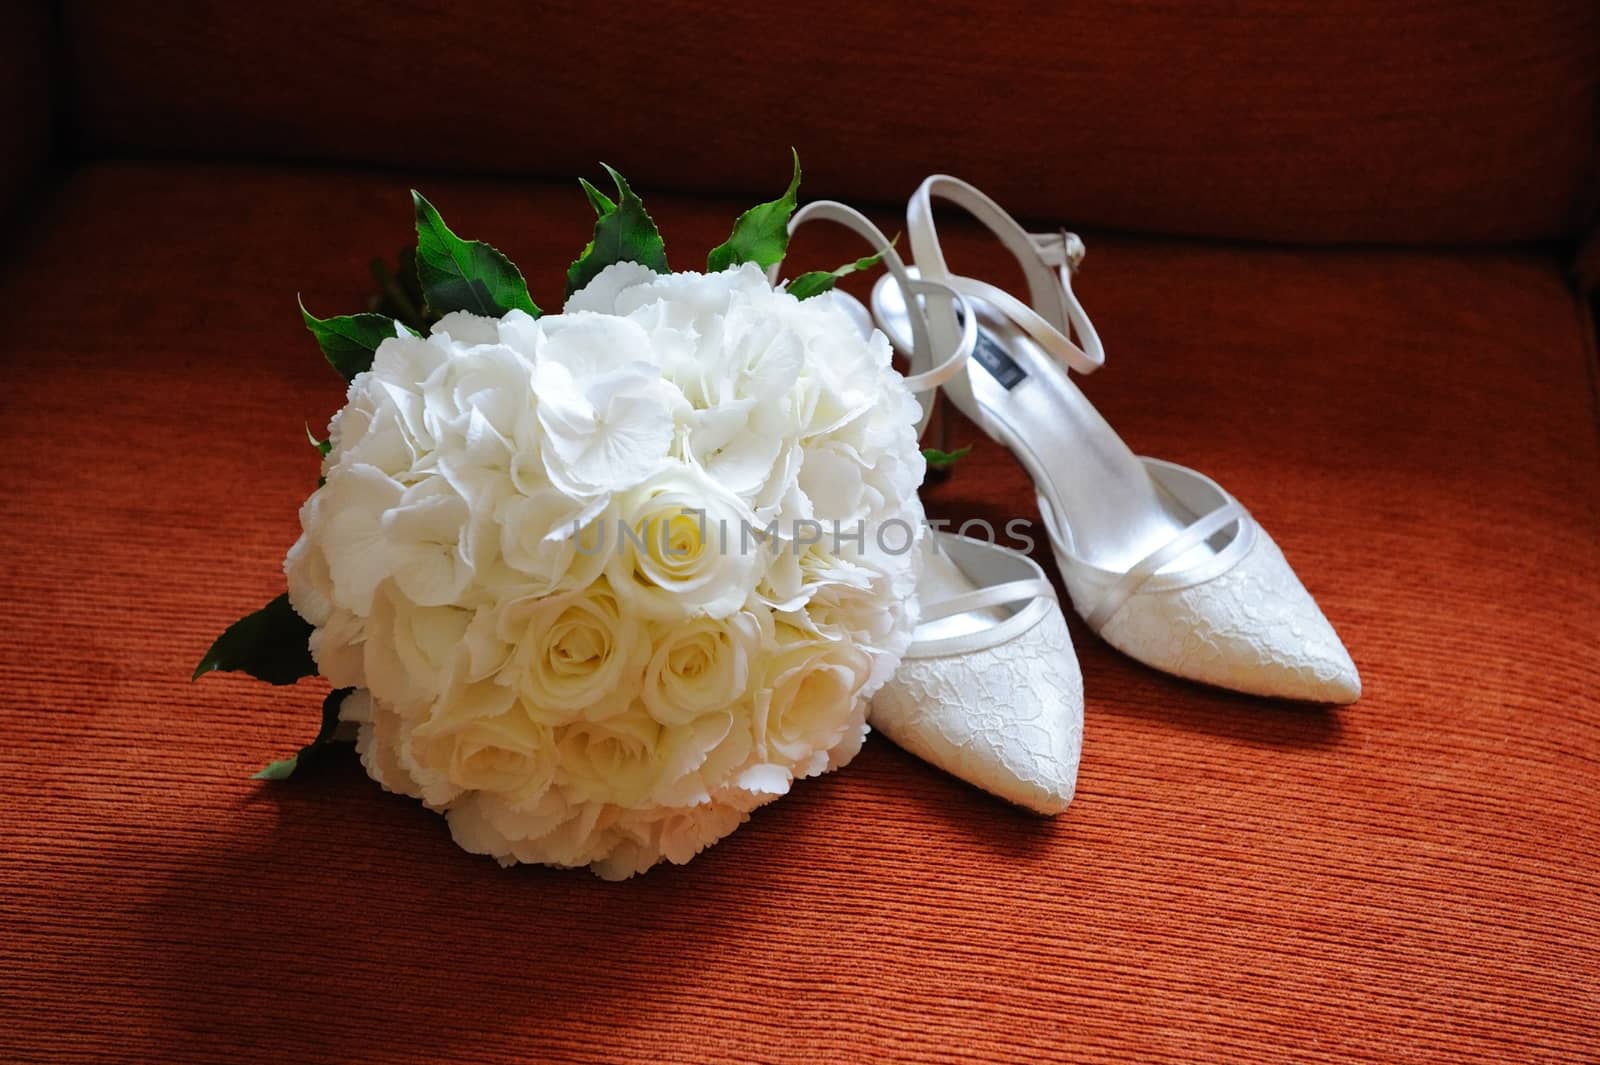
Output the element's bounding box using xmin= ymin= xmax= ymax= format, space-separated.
xmin=607 ymin=463 xmax=761 ymax=620
xmin=640 ymin=610 xmax=765 ymax=727
xmin=411 ymin=706 xmax=557 ymax=806
xmin=753 ymin=624 xmax=872 ymax=774
xmin=502 ymin=579 xmax=646 ymax=725
xmin=558 ymin=705 xmax=664 ymax=808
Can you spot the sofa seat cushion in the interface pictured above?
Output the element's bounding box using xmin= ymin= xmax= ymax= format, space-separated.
xmin=3 ymin=162 xmax=1596 ymax=1062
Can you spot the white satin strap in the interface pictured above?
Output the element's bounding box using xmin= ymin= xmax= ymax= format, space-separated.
xmin=944 ymin=273 xmax=1101 ymax=376
xmin=773 ymin=199 xmax=976 ymax=438
xmin=1082 ymin=502 xmax=1249 ymax=632
xmin=908 ymin=174 xmax=1105 ymax=377
xmin=919 ymin=577 xmax=1056 ymax=624
xmin=898 ymin=279 xmax=976 ymax=404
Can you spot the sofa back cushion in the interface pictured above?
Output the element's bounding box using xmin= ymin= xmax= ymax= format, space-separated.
xmin=63 ymin=1 xmax=1596 ymax=244
xmin=2 ymin=2 xmax=55 ymax=217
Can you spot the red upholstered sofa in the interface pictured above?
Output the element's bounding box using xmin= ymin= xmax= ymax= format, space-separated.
xmin=4 ymin=4 xmax=1596 ymax=1062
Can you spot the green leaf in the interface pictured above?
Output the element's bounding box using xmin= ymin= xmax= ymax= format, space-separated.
xmin=251 ymin=757 xmax=300 ymax=781
xmin=565 ymin=165 xmax=670 ymax=298
xmin=304 ymin=422 xmax=331 ymax=456
xmin=707 ymin=150 xmax=801 ymax=273
xmin=784 ymin=242 xmax=893 ymax=300
xmin=299 ymin=297 xmax=411 ymax=381
xmin=253 ymin=687 xmax=354 ymax=780
xmin=784 ymin=271 xmax=837 ymax=301
xmin=579 ymin=177 xmax=617 ymax=216
xmin=193 ymin=593 xmax=316 ymax=686
xmin=413 ymin=190 xmax=540 ymax=319
xmin=922 ymin=445 xmax=972 ymax=470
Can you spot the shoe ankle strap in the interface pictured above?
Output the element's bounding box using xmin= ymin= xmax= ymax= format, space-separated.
xmin=772 ymin=199 xmax=976 ymax=438
xmin=908 ymin=175 xmax=1105 ymax=377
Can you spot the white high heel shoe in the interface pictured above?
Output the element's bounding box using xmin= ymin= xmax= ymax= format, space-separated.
xmin=871 ymin=534 xmax=1083 ymax=814
xmin=872 ymin=176 xmax=1360 ymax=704
xmin=774 ymin=201 xmax=1084 ymax=814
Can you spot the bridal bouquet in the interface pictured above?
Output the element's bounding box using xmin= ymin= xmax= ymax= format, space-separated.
xmin=196 ymin=157 xmax=930 ymax=878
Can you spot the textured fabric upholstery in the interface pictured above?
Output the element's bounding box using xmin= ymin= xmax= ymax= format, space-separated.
xmin=60 ymin=0 xmax=1598 ymax=243
xmin=1 ymin=1 xmax=55 ymax=215
xmin=3 ymin=163 xmax=1596 ymax=1062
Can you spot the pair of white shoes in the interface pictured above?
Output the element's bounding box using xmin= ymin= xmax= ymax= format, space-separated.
xmin=773 ymin=177 xmax=1361 ymax=816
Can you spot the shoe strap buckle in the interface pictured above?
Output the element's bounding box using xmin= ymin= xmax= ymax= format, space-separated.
xmin=1031 ymin=229 xmax=1087 ymax=273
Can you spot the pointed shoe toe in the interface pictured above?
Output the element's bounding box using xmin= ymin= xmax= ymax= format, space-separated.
xmin=1094 ymin=529 xmax=1360 ymax=704
xmin=872 ymin=600 xmax=1084 ymax=814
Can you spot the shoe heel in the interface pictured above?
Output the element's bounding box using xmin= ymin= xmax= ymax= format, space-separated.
xmin=924 ymin=391 xmax=955 ymax=483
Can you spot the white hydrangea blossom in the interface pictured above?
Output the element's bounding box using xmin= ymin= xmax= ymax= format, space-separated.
xmin=285 ymin=262 xmax=926 ymax=878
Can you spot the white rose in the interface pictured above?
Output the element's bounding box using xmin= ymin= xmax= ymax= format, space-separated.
xmin=389 ymin=665 xmax=531 ymax=807
xmin=640 ymin=610 xmax=765 ymax=727
xmin=499 ymin=579 xmax=647 ymax=724
xmin=606 ymin=462 xmax=762 ymax=620
xmin=411 ymin=707 xmax=557 ymax=806
xmin=558 ymin=705 xmax=664 ymax=808
xmin=446 ymin=788 xmax=614 ymax=869
xmin=752 ymin=624 xmax=873 ymax=777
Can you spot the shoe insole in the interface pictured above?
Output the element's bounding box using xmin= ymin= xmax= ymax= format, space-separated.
xmin=913 ymin=543 xmax=1007 ymax=642
xmin=883 ymin=288 xmax=1223 ymax=577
